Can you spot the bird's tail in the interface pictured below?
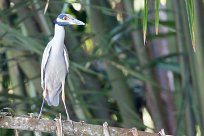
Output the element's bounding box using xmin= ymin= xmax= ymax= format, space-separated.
xmin=45 ymin=85 xmax=61 ymax=106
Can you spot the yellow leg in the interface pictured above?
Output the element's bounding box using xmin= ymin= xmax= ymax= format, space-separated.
xmin=38 ymin=85 xmax=47 ymax=119
xmin=61 ymin=82 xmax=70 ymax=120
xmin=43 ymin=87 xmax=47 ymax=98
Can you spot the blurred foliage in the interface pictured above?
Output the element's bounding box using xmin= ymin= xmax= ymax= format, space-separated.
xmin=0 ymin=0 xmax=202 ymax=136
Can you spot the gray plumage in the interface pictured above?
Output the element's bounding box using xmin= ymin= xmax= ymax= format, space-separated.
xmin=41 ymin=24 xmax=69 ymax=106
xmin=38 ymin=13 xmax=85 ymax=120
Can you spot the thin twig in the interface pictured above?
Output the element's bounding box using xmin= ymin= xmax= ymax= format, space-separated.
xmin=55 ymin=113 xmax=64 ymax=136
xmin=14 ymin=129 xmax=19 ymax=136
xmin=103 ymin=122 xmax=110 ymax=136
xmin=44 ymin=0 xmax=50 ymax=14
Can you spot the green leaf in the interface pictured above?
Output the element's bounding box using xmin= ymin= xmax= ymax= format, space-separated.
xmin=143 ymin=0 xmax=148 ymax=45
xmin=0 ymin=23 xmax=44 ymax=54
xmin=185 ymin=0 xmax=195 ymax=51
xmin=155 ymin=0 xmax=160 ymax=35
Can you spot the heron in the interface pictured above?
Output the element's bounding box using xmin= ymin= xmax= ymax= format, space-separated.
xmin=38 ymin=13 xmax=85 ymax=120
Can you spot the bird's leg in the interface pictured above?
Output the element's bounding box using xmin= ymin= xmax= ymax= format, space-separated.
xmin=61 ymin=82 xmax=75 ymax=133
xmin=61 ymin=82 xmax=70 ymax=120
xmin=38 ymin=99 xmax=45 ymax=119
xmin=38 ymin=86 xmax=47 ymax=119
xmin=43 ymin=86 xmax=47 ymax=98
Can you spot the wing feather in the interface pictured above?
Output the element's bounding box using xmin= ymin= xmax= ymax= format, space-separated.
xmin=41 ymin=42 xmax=52 ymax=89
xmin=63 ymin=46 xmax=69 ymax=73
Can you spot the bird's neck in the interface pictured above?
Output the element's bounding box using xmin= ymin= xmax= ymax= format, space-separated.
xmin=53 ymin=24 xmax=65 ymax=42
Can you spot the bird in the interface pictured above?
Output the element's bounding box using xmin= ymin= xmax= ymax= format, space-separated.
xmin=38 ymin=13 xmax=85 ymax=120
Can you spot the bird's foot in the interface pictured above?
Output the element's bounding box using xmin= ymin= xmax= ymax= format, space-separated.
xmin=67 ymin=119 xmax=75 ymax=134
xmin=37 ymin=113 xmax=42 ymax=120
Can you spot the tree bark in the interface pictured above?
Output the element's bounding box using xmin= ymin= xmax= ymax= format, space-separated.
xmin=0 ymin=115 xmax=160 ymax=136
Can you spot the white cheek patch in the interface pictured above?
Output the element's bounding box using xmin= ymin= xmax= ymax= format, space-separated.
xmin=56 ymin=18 xmax=67 ymax=23
xmin=56 ymin=14 xmax=85 ymax=25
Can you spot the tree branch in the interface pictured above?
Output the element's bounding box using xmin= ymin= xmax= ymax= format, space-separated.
xmin=0 ymin=115 xmax=160 ymax=136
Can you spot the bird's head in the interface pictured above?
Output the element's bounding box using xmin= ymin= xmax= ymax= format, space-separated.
xmin=55 ymin=13 xmax=85 ymax=26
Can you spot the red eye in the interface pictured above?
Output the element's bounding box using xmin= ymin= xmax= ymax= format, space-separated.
xmin=63 ymin=16 xmax=68 ymax=20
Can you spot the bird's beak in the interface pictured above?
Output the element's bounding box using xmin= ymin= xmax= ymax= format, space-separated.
xmin=71 ymin=19 xmax=85 ymax=25
xmin=65 ymin=14 xmax=85 ymax=25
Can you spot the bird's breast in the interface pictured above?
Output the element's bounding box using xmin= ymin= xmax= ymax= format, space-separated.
xmin=45 ymin=45 xmax=67 ymax=76
xmin=44 ymin=52 xmax=67 ymax=90
xmin=51 ymin=40 xmax=64 ymax=54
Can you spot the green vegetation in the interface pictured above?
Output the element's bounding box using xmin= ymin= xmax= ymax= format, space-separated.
xmin=0 ymin=0 xmax=202 ymax=135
